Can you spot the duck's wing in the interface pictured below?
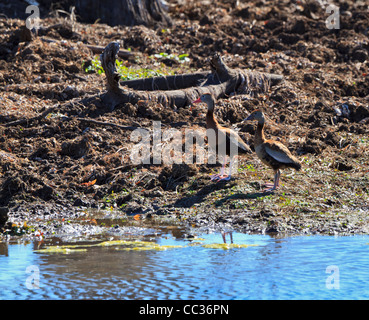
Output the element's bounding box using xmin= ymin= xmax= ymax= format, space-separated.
xmin=225 ymin=128 xmax=251 ymax=153
xmin=264 ymin=140 xmax=296 ymax=164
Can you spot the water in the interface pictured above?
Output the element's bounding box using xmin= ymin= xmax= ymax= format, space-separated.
xmin=1 ymin=230 xmax=369 ymax=300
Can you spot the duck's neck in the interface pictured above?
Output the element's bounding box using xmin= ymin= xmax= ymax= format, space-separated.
xmin=255 ymin=121 xmax=266 ymax=146
xmin=205 ymin=101 xmax=219 ymax=129
xmin=206 ymin=110 xmax=219 ymax=129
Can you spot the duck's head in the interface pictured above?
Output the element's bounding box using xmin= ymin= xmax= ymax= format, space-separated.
xmin=192 ymin=93 xmax=215 ymax=111
xmin=244 ymin=109 xmax=265 ymax=123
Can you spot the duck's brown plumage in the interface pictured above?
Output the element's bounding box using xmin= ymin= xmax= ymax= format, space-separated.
xmin=245 ymin=109 xmax=301 ymax=191
xmin=192 ymin=93 xmax=251 ymax=181
xmin=206 ymin=105 xmax=251 ymax=157
xmin=254 ymin=121 xmax=301 ymax=171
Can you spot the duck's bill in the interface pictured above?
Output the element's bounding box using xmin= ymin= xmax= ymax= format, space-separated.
xmin=243 ymin=114 xmax=253 ymax=121
xmin=192 ymin=98 xmax=202 ymax=104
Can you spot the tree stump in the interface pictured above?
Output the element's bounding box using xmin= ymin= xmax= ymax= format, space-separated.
xmin=73 ymin=0 xmax=171 ymax=27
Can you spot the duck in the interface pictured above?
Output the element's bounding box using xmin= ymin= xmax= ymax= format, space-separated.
xmin=244 ymin=109 xmax=301 ymax=192
xmin=192 ymin=93 xmax=251 ymax=181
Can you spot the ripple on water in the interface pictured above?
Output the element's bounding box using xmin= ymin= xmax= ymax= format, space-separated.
xmin=1 ymin=233 xmax=369 ymax=299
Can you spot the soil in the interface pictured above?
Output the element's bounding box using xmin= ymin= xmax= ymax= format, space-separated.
xmin=0 ymin=0 xmax=368 ymax=239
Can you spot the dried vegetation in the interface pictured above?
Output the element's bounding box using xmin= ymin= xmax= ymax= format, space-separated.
xmin=0 ymin=0 xmax=368 ymax=236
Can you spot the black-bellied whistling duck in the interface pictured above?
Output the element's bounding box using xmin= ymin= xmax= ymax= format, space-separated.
xmin=192 ymin=93 xmax=251 ymax=181
xmin=245 ymin=110 xmax=301 ymax=192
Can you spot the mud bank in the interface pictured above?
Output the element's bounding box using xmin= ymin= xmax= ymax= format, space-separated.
xmin=0 ymin=0 xmax=368 ymax=238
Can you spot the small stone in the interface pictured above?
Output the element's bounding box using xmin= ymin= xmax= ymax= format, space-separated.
xmin=73 ymin=198 xmax=89 ymax=207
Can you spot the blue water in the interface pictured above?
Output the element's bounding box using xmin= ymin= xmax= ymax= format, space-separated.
xmin=1 ymin=232 xmax=369 ymax=300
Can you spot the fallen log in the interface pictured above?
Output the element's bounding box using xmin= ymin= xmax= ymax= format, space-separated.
xmin=120 ymin=72 xmax=209 ymax=91
xmin=100 ymin=42 xmax=283 ymax=111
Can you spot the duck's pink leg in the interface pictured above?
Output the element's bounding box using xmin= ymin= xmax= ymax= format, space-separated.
xmin=263 ymin=170 xmax=280 ymax=192
xmin=275 ymin=170 xmax=281 ymax=188
xmin=211 ymin=156 xmax=227 ymax=180
xmin=221 ymin=232 xmax=234 ymax=243
xmin=212 ymin=157 xmax=233 ymax=181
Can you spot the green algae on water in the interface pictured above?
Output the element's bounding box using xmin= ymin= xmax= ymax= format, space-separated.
xmin=34 ymin=247 xmax=88 ymax=254
xmin=118 ymin=245 xmax=183 ymax=251
xmin=201 ymin=243 xmax=258 ymax=250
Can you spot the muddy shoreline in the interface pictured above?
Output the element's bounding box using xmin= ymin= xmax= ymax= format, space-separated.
xmin=1 ymin=0 xmax=369 ymax=239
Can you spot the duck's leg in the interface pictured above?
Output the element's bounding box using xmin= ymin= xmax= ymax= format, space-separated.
xmin=275 ymin=169 xmax=281 ymax=188
xmin=212 ymin=156 xmax=233 ymax=181
xmin=263 ymin=170 xmax=280 ymax=192
xmin=222 ymin=232 xmax=226 ymax=243
xmin=221 ymin=232 xmax=233 ymax=243
xmin=211 ymin=156 xmax=227 ymax=180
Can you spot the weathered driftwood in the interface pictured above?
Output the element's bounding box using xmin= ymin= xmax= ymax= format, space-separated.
xmin=100 ymin=42 xmax=283 ymax=111
xmin=120 ymin=72 xmax=210 ymax=91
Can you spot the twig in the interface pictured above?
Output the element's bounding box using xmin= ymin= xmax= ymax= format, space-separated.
xmin=76 ymin=117 xmax=138 ymax=131
xmin=4 ymin=104 xmax=59 ymax=127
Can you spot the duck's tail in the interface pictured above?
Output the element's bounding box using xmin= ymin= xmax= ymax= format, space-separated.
xmin=290 ymin=159 xmax=302 ymax=171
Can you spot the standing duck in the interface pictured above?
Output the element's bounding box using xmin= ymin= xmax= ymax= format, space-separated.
xmin=245 ymin=110 xmax=301 ymax=192
xmin=192 ymin=93 xmax=251 ymax=181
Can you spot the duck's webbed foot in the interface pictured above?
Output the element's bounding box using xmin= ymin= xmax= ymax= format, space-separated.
xmin=211 ymin=174 xmax=231 ymax=181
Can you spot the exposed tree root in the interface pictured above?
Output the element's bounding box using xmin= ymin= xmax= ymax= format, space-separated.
xmin=100 ymin=41 xmax=283 ymax=111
